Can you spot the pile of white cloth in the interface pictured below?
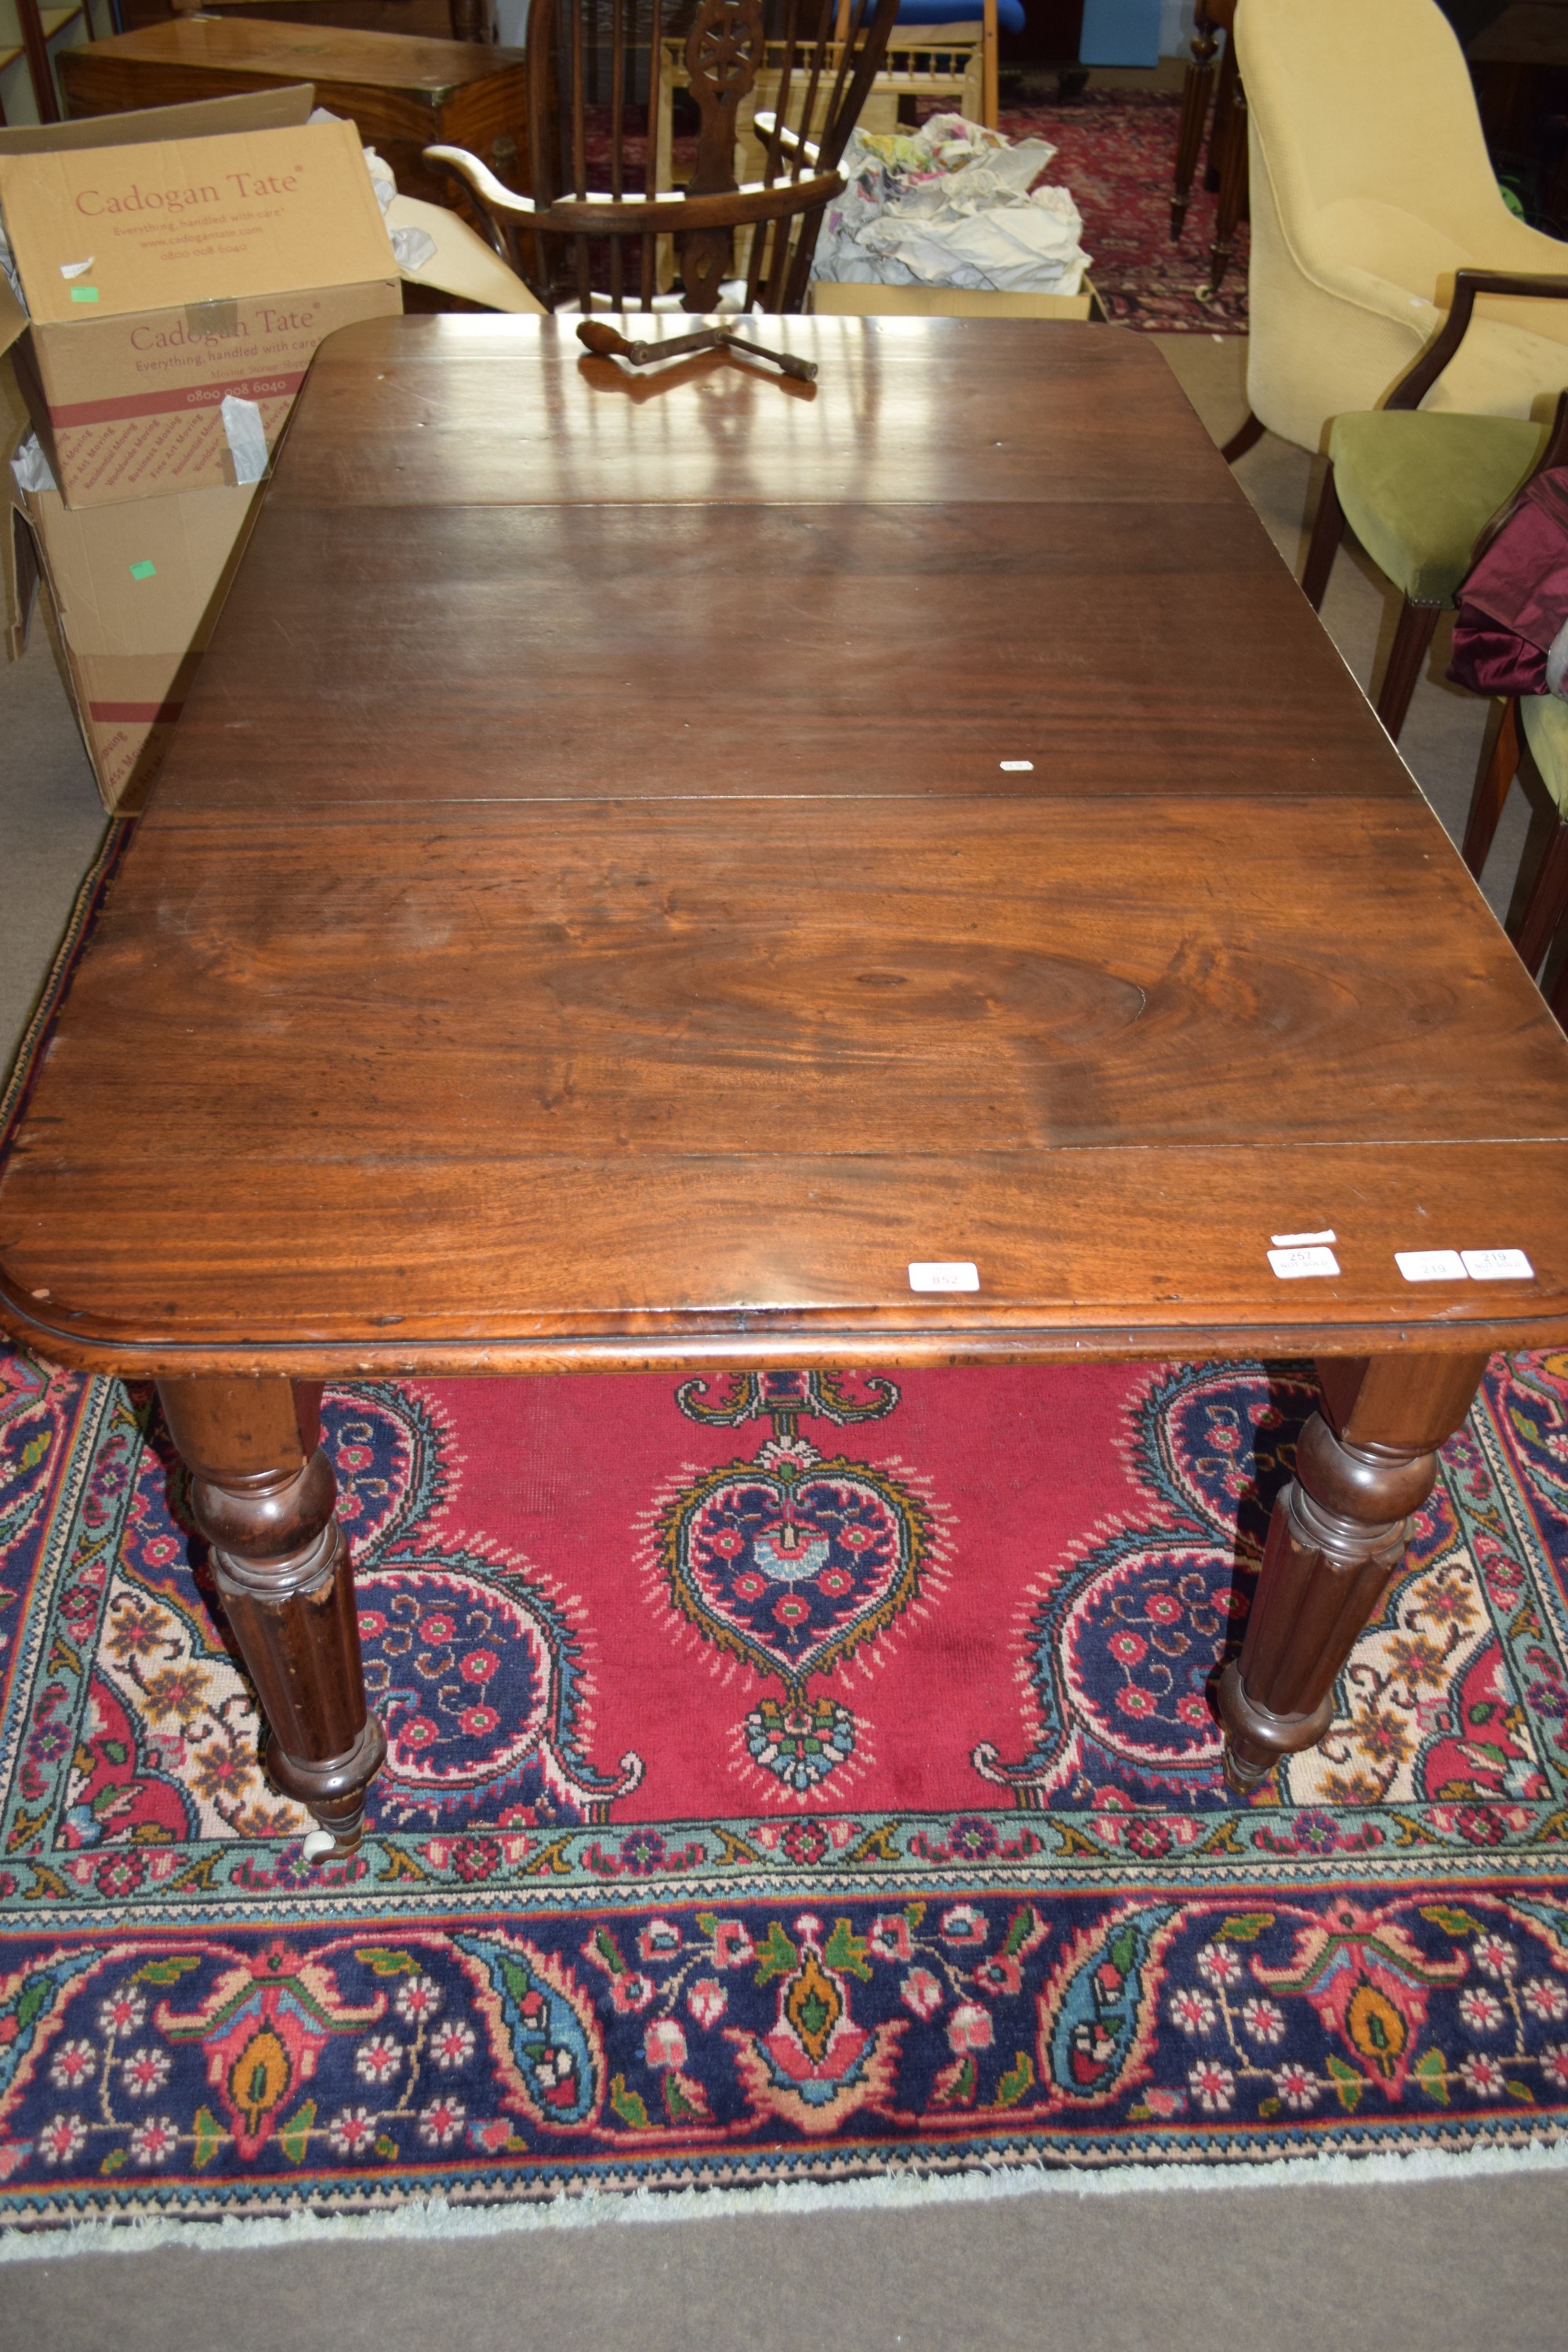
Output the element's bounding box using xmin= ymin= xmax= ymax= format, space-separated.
xmin=811 ymin=113 xmax=1090 ymax=296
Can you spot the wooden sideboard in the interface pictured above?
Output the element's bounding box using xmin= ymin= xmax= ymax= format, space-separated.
xmin=59 ymin=17 xmax=528 ymax=203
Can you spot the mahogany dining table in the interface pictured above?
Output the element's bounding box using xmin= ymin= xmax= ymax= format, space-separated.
xmin=3 ymin=314 xmax=1568 ymax=1857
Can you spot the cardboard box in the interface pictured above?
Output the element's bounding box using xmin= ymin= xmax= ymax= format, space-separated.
xmin=13 ymin=473 xmax=263 ymax=811
xmin=0 ymin=85 xmax=321 ymax=160
xmin=0 ymin=111 xmax=401 ymax=509
xmin=2 ymin=356 xmax=36 ymax=661
xmin=810 ymin=281 xmax=1099 ymax=321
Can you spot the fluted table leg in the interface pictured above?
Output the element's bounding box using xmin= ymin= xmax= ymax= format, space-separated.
xmin=1171 ymin=9 xmax=1220 ymax=241
xmin=158 ymin=1375 xmax=387 ymax=1853
xmin=1204 ymin=74 xmax=1248 ymax=296
xmin=1218 ymin=1352 xmax=1489 ymax=1792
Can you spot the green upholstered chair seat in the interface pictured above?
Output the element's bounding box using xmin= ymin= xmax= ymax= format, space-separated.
xmin=1522 ymin=694 xmax=1568 ymax=816
xmin=1328 ymin=410 xmax=1544 ymax=605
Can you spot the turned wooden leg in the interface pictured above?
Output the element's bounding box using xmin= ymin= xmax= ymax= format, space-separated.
xmin=1375 ymin=598 xmax=1442 ymax=740
xmin=1218 ymin=1352 xmax=1487 ymax=1791
xmin=1171 ymin=13 xmax=1219 ymax=241
xmin=1300 ymin=461 xmax=1346 ymax=612
xmin=1205 ymin=34 xmax=1238 ymax=191
xmin=158 ymin=1375 xmax=386 ymax=1853
xmin=1462 ymin=699 xmax=1519 ymax=877
xmin=1203 ymin=73 xmax=1248 ymax=296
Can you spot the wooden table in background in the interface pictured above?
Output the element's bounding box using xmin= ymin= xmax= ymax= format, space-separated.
xmin=4 ymin=316 xmax=1568 ymax=1853
xmin=59 ymin=16 xmax=528 ymax=203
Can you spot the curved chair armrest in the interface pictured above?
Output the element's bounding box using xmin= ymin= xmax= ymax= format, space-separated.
xmin=545 ymin=173 xmax=844 ymax=234
xmin=426 ymin=142 xmax=840 ymax=234
xmin=753 ymin=110 xmax=824 ymax=170
xmin=424 ymin=143 xmax=542 ymax=223
xmin=1387 ymin=267 xmax=1568 ymax=410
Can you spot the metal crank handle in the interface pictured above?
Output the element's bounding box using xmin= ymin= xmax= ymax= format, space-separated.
xmin=576 ymin=320 xmax=816 ymax=382
xmin=725 ymin=333 xmax=818 ymax=383
xmin=576 ymin=320 xmax=726 ymax=366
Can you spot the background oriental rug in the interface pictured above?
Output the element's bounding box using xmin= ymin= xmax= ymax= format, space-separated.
xmin=0 ymin=1338 xmax=1566 ymax=2238
xmin=997 ymin=89 xmax=1247 ymax=332
xmin=597 ymin=89 xmax=1245 ymax=333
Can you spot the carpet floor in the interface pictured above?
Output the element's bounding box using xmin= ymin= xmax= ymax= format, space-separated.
xmin=4 ymin=1288 xmax=1568 ymax=2231
xmin=998 ymin=90 xmax=1247 ymax=332
xmin=601 ymin=88 xmax=1243 ymax=333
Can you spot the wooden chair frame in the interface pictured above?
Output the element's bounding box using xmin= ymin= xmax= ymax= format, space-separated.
xmin=841 ymin=0 xmax=998 ymax=129
xmin=428 ymin=0 xmax=901 ymax=314
xmin=1299 ymin=267 xmax=1568 ymax=740
xmin=1458 ymin=394 xmax=1568 ymax=1004
xmin=4 ymin=0 xmax=100 ymax=129
xmin=1171 ymin=0 xmax=1247 ymax=298
xmin=1463 ymin=695 xmax=1568 ymax=993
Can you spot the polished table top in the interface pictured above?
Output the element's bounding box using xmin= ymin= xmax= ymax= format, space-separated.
xmin=3 ymin=314 xmax=1568 ymax=1377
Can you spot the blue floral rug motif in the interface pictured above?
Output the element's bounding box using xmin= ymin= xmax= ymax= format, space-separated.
xmin=2 ymin=1339 xmax=1568 ymax=2238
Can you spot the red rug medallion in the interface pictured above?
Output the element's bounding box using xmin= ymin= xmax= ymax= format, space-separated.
xmin=2 ymin=1341 xmax=1567 ymax=2232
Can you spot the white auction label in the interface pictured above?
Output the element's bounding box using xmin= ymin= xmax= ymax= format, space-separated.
xmin=1396 ymin=1250 xmax=1468 ymax=1283
xmin=1271 ymin=1228 xmax=1336 ymax=1247
xmin=999 ymin=760 xmax=1034 ymax=772
xmin=1461 ymin=1248 xmax=1535 ymax=1281
xmin=909 ymin=1261 xmax=980 ymax=1293
xmin=1267 ymin=1245 xmax=1340 ymax=1279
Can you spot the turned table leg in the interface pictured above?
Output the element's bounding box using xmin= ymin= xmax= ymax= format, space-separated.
xmin=1171 ymin=8 xmax=1220 ymax=241
xmin=158 ymin=1375 xmax=387 ymax=1853
xmin=1203 ymin=71 xmax=1248 ymax=296
xmin=1218 ymin=1351 xmax=1489 ymax=1793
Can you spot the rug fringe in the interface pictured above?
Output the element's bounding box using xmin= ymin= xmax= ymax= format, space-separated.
xmin=5 ymin=2134 xmax=1566 ymax=2263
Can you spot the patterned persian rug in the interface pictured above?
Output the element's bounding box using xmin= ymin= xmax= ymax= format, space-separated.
xmin=996 ymin=90 xmax=1248 ymax=332
xmin=2 ymin=1334 xmax=1568 ymax=2242
xmin=592 ymin=89 xmax=1246 ymax=334
xmin=2 ymin=849 xmax=1566 ymax=2249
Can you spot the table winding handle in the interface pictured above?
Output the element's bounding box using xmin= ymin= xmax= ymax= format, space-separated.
xmin=575 ymin=319 xmax=817 ymax=383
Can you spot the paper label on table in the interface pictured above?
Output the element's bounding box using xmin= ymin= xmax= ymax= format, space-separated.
xmin=1267 ymin=1245 xmax=1340 ymax=1279
xmin=909 ymin=1261 xmax=980 ymax=1292
xmin=1461 ymin=1248 xmax=1535 ymax=1281
xmin=1396 ymin=1250 xmax=1468 ymax=1283
xmin=1271 ymin=1229 xmax=1336 ymax=1247
xmin=999 ymin=760 xmax=1034 ymax=772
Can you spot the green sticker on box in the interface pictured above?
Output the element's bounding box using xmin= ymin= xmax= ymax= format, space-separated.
xmin=128 ymin=560 xmax=156 ymax=582
xmin=70 ymin=286 xmax=99 ymax=303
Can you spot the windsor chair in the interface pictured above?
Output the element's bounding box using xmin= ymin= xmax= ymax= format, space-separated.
xmin=427 ymin=0 xmax=901 ymax=313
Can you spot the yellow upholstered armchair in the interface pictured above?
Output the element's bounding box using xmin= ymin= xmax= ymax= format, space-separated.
xmin=1232 ymin=0 xmax=1568 ymax=459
